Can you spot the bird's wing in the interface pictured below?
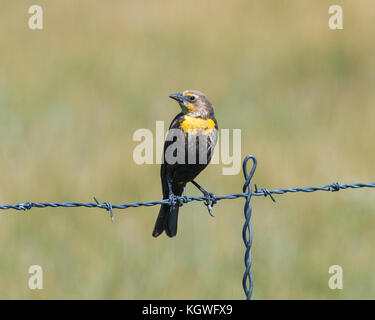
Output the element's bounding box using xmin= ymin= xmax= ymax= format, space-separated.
xmin=160 ymin=112 xmax=184 ymax=196
xmin=168 ymin=112 xmax=184 ymax=130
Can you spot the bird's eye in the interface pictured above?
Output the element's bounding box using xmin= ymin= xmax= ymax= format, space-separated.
xmin=189 ymin=96 xmax=196 ymax=102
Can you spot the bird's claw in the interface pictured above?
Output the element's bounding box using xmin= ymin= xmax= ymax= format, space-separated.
xmin=169 ymin=193 xmax=184 ymax=208
xmin=207 ymin=205 xmax=214 ymax=217
xmin=204 ymin=192 xmax=216 ymax=217
xmin=168 ymin=193 xmax=177 ymax=207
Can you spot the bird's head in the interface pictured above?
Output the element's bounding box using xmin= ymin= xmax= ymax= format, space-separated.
xmin=169 ymin=90 xmax=214 ymax=118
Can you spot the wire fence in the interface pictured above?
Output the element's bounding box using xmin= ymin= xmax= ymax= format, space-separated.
xmin=1 ymin=154 xmax=374 ymax=299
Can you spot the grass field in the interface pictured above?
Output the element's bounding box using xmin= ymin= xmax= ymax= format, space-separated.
xmin=0 ymin=0 xmax=374 ymax=299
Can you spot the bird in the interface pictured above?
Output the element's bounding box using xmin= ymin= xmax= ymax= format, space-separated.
xmin=152 ymin=90 xmax=218 ymax=238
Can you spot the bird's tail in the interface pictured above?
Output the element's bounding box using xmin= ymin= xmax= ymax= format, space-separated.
xmin=152 ymin=186 xmax=184 ymax=238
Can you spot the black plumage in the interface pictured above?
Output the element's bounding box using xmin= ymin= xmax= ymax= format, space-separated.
xmin=153 ymin=90 xmax=218 ymax=238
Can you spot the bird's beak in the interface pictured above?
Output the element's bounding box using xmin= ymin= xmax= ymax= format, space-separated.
xmin=169 ymin=92 xmax=184 ymax=103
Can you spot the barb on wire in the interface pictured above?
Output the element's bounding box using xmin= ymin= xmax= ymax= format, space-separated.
xmin=254 ymin=184 xmax=276 ymax=202
xmin=94 ymin=197 xmax=114 ymax=222
xmin=0 ymin=154 xmax=374 ymax=300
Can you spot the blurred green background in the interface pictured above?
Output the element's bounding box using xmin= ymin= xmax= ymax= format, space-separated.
xmin=0 ymin=0 xmax=374 ymax=299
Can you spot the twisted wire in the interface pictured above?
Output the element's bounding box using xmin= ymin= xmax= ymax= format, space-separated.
xmin=242 ymin=155 xmax=257 ymax=300
xmin=2 ymin=182 xmax=373 ymax=212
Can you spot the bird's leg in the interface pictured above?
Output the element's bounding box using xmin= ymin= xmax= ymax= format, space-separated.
xmin=167 ymin=178 xmax=173 ymax=197
xmin=167 ymin=177 xmax=178 ymax=209
xmin=191 ymin=180 xmax=216 ymax=217
xmin=191 ymin=180 xmax=210 ymax=195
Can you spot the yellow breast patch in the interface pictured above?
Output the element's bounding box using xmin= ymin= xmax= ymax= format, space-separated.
xmin=180 ymin=115 xmax=216 ymax=134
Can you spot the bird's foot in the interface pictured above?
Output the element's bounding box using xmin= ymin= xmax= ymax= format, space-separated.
xmin=203 ymin=192 xmax=217 ymax=217
xmin=168 ymin=192 xmax=187 ymax=209
xmin=168 ymin=193 xmax=178 ymax=208
xmin=191 ymin=180 xmax=216 ymax=217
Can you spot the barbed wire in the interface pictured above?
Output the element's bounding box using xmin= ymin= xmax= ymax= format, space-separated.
xmin=2 ymin=181 xmax=373 ymax=213
xmin=0 ymin=154 xmax=374 ymax=300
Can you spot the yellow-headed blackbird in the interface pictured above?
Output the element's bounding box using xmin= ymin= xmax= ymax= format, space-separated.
xmin=152 ymin=90 xmax=218 ymax=238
